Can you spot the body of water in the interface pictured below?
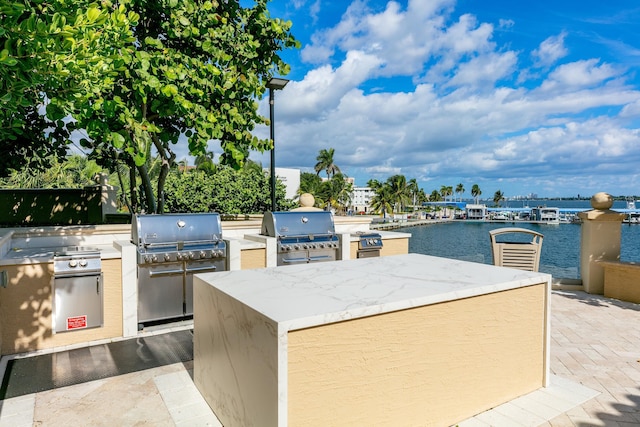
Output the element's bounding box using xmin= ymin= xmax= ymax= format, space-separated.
xmin=397 ymin=201 xmax=640 ymax=279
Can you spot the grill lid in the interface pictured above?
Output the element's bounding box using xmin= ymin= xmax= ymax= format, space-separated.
xmin=261 ymin=211 xmax=336 ymax=238
xmin=132 ymin=213 xmax=223 ymax=248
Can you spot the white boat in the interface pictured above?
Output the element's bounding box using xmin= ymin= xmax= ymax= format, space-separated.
xmin=530 ymin=206 xmax=560 ymax=224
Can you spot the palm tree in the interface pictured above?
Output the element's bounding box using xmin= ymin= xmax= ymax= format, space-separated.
xmin=471 ymin=184 xmax=482 ymax=204
xmin=493 ymin=190 xmax=505 ymax=207
xmin=430 ymin=189 xmax=442 ymax=202
xmin=408 ymin=178 xmax=419 ymax=211
xmin=320 ymin=173 xmax=352 ymax=214
xmin=387 ymin=174 xmax=411 ymax=213
xmin=194 ymin=150 xmax=215 ymax=174
xmin=455 ymin=183 xmax=465 ymax=202
xmin=439 ymin=185 xmax=453 ymax=217
xmin=314 ymin=148 xmax=341 ymax=178
xmin=299 ymin=172 xmax=323 ymax=196
xmin=369 ymin=183 xmax=394 ymax=218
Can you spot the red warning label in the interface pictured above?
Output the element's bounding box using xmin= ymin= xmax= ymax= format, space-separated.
xmin=67 ymin=315 xmax=88 ymax=330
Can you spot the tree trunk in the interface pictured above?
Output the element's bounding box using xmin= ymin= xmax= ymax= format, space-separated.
xmin=152 ymin=135 xmax=176 ymax=214
xmin=129 ymin=163 xmax=138 ymax=213
xmin=137 ymin=164 xmax=156 ymax=213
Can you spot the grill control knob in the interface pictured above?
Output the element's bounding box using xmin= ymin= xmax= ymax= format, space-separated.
xmin=143 ymin=255 xmax=151 ymax=263
xmin=68 ymin=260 xmax=78 ymax=268
xmin=188 ymin=252 xmax=195 ymax=260
xmin=79 ymin=259 xmax=88 ymax=267
xmin=151 ymin=255 xmax=158 ymax=263
xmin=164 ymin=254 xmax=171 ymax=262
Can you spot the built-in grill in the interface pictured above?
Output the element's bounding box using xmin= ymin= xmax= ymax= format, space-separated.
xmin=353 ymin=232 xmax=383 ymax=258
xmin=261 ymin=211 xmax=340 ymax=266
xmin=132 ymin=213 xmax=227 ymax=327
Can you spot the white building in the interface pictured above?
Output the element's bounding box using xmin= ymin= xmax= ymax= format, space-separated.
xmin=350 ymin=186 xmax=375 ymax=213
xmin=466 ymin=204 xmax=488 ymax=220
xmin=263 ymin=167 xmax=300 ymax=200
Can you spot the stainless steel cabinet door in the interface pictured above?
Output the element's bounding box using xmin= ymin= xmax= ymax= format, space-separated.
xmin=53 ymin=274 xmax=103 ymax=333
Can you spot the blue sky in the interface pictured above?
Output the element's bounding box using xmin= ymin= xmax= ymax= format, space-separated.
xmin=242 ymin=0 xmax=640 ymax=199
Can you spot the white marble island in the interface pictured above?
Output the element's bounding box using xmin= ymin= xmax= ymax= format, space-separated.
xmin=194 ymin=253 xmax=551 ymax=427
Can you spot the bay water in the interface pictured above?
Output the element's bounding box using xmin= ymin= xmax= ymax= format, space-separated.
xmin=397 ymin=199 xmax=640 ymax=279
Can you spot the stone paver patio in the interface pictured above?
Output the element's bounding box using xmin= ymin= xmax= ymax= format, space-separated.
xmin=1 ymin=289 xmax=639 ymax=426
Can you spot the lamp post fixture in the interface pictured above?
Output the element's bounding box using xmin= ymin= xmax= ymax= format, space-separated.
xmin=266 ymin=77 xmax=289 ymax=212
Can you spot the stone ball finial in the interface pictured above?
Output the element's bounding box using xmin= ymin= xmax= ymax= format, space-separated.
xmin=299 ymin=193 xmax=315 ymax=208
xmin=591 ymin=192 xmax=614 ymax=210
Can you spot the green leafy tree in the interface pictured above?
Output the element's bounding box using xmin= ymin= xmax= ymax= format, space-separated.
xmin=4 ymin=0 xmax=298 ymax=213
xmin=0 ymin=2 xmax=138 ymax=176
xmin=430 ymin=189 xmax=442 ymax=202
xmin=471 ymin=184 xmax=482 ymax=204
xmin=0 ymin=154 xmax=107 ymax=189
xmin=314 ymin=148 xmax=341 ymax=178
xmin=163 ymin=164 xmax=293 ymax=214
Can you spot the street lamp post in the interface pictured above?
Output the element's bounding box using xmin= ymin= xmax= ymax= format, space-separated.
xmin=266 ymin=77 xmax=289 ymax=212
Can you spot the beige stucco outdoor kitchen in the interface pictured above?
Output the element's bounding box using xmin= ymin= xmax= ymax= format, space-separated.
xmin=0 ymin=191 xmax=637 ymax=426
xmin=0 ymin=216 xmax=410 ymax=357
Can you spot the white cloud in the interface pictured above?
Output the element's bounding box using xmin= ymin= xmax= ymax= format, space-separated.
xmin=532 ymin=32 xmax=568 ymax=67
xmin=540 ymin=59 xmax=620 ymax=91
xmin=447 ymin=51 xmax=517 ymax=88
xmin=251 ymin=0 xmax=640 ymax=197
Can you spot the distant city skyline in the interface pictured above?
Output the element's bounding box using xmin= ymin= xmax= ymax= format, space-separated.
xmin=222 ymin=0 xmax=640 ymax=199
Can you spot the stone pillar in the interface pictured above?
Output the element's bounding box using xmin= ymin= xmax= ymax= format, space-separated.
xmin=578 ymin=192 xmax=625 ymax=294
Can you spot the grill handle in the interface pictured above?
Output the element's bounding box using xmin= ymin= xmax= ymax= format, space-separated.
xmin=143 ymin=238 xmax=221 ymax=249
xmin=54 ymin=271 xmax=102 ymax=279
xmin=185 ymin=266 xmax=218 ymax=274
xmin=308 ymin=255 xmax=334 ymax=262
xmin=277 ymin=234 xmax=336 ymax=240
xmin=148 ymin=269 xmax=184 ymax=277
xmin=281 ymin=257 xmax=310 ymax=264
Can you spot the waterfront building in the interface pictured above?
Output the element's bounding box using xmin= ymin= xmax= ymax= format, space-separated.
xmin=466 ymin=204 xmax=488 ymax=220
xmin=350 ymin=185 xmax=375 ymax=213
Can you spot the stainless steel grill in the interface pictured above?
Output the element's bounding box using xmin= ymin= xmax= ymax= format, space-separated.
xmin=353 ymin=232 xmax=383 ymax=258
xmin=132 ymin=213 xmax=227 ymax=326
xmin=261 ymin=211 xmax=339 ymax=266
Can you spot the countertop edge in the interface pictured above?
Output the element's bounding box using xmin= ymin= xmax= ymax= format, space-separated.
xmin=281 ymin=274 xmax=552 ymax=331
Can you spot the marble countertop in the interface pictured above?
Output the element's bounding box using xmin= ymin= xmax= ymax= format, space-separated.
xmin=0 ymin=243 xmax=122 ymax=265
xmin=348 ymin=230 xmax=411 ymax=241
xmin=196 ymin=253 xmax=551 ymax=331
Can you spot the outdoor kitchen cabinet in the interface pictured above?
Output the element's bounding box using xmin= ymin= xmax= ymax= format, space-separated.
xmin=194 ymin=254 xmax=551 ymax=427
xmin=0 ymin=257 xmax=123 ymax=356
